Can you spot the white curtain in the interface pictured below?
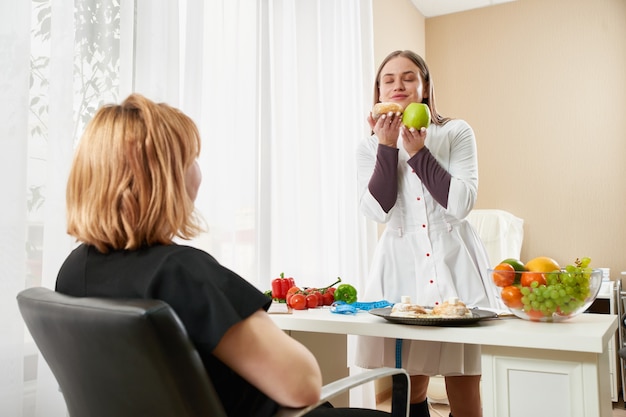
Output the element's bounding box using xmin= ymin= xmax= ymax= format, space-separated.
xmin=0 ymin=0 xmax=377 ymax=415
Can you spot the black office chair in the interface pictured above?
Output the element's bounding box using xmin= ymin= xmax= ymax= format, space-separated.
xmin=17 ymin=286 xmax=410 ymax=417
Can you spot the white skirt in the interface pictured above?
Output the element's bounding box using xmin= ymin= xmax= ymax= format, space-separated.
xmin=355 ymin=335 xmax=481 ymax=376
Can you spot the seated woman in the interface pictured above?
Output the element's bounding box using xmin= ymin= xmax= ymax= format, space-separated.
xmin=56 ymin=94 xmax=388 ymax=417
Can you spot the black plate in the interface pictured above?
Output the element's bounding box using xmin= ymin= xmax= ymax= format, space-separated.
xmin=368 ymin=307 xmax=497 ymax=326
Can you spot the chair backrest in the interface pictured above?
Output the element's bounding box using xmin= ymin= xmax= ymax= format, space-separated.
xmin=466 ymin=209 xmax=524 ymax=266
xmin=17 ymin=286 xmax=227 ymax=417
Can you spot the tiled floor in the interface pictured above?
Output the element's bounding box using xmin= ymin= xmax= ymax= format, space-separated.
xmin=378 ymin=397 xmax=626 ymax=416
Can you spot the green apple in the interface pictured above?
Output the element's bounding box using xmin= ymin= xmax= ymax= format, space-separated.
xmin=402 ymin=103 xmax=431 ymax=130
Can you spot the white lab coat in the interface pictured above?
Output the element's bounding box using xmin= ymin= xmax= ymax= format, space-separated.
xmin=355 ymin=119 xmax=501 ymax=375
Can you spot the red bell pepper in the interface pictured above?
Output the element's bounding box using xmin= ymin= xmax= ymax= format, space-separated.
xmin=271 ymin=272 xmax=295 ymax=300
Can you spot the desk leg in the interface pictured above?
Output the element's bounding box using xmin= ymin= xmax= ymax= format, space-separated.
xmin=481 ymin=345 xmax=611 ymax=417
xmin=288 ymin=331 xmax=349 ymax=407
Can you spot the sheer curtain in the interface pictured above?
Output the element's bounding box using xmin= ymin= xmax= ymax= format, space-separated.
xmin=181 ymin=0 xmax=377 ymax=292
xmin=0 ymin=0 xmax=377 ymax=415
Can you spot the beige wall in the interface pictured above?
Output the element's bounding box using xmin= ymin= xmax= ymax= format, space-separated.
xmin=372 ymin=0 xmax=425 ymax=65
xmin=374 ymin=0 xmax=626 ymax=282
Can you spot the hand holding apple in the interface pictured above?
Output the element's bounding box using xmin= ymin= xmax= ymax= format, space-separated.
xmin=402 ymin=103 xmax=431 ymax=130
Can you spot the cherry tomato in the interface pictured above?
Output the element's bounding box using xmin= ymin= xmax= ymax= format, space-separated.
xmin=492 ymin=263 xmax=515 ymax=287
xmin=285 ymin=286 xmax=301 ymax=304
xmin=308 ymin=290 xmax=323 ymax=307
xmin=289 ymin=294 xmax=307 ymax=310
xmin=322 ymin=291 xmax=335 ymax=306
xmin=306 ymin=294 xmax=318 ymax=309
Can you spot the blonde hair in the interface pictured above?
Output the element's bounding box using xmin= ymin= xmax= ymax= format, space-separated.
xmin=66 ymin=93 xmax=203 ymax=252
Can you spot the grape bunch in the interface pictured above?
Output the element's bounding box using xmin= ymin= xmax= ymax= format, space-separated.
xmin=519 ymin=257 xmax=593 ymax=318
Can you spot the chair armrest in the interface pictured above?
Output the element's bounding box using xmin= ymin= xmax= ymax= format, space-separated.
xmin=274 ymin=367 xmax=410 ymax=417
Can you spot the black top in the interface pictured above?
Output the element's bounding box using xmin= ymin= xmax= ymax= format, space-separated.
xmin=56 ymin=243 xmax=277 ymax=417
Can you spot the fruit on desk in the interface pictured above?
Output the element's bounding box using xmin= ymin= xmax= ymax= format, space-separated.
xmin=500 ymin=285 xmax=523 ymax=309
xmin=285 ymin=286 xmax=301 ymax=305
xmin=520 ymin=271 xmax=547 ymax=287
xmin=319 ymin=277 xmax=341 ymax=306
xmin=402 ymin=103 xmax=431 ymax=130
xmin=321 ymin=289 xmax=335 ymax=306
xmin=525 ymin=256 xmax=560 ymax=273
xmin=491 ymin=262 xmax=516 ymax=287
xmin=504 ymin=256 xmax=594 ymax=320
xmin=305 ymin=293 xmax=319 ymax=309
xmin=500 ymin=258 xmax=526 ymax=284
xmin=283 ymin=277 xmax=347 ymax=309
xmin=289 ymin=293 xmax=307 ymax=310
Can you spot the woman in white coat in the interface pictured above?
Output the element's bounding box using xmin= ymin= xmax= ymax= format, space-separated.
xmin=355 ymin=50 xmax=499 ymax=417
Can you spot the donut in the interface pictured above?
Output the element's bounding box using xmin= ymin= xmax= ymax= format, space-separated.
xmin=372 ymin=102 xmax=404 ymax=120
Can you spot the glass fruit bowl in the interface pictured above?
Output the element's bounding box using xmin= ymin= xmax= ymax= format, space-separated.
xmin=488 ymin=267 xmax=603 ymax=322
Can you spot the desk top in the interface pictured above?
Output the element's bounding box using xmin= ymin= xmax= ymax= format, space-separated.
xmin=270 ymin=308 xmax=618 ymax=354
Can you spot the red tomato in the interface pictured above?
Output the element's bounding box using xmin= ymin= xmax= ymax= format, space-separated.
xmin=306 ymin=294 xmax=318 ymax=309
xmin=326 ymin=287 xmax=336 ymax=296
xmin=492 ymin=263 xmax=515 ymax=287
xmin=290 ymin=294 xmax=307 ymax=310
xmin=308 ymin=290 xmax=323 ymax=307
xmin=322 ymin=291 xmax=334 ymax=306
xmin=285 ymin=286 xmax=300 ymax=304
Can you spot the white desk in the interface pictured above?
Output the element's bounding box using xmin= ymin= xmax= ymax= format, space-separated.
xmin=271 ymin=308 xmax=618 ymax=417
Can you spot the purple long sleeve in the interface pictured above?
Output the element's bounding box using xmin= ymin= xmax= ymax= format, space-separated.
xmin=368 ymin=144 xmax=398 ymax=213
xmin=407 ymin=147 xmax=451 ymax=208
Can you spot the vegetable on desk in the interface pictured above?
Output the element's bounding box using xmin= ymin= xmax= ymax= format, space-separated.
xmin=334 ymin=283 xmax=357 ymax=304
xmin=271 ymin=272 xmax=295 ymax=300
xmin=280 ymin=277 xmax=350 ymax=310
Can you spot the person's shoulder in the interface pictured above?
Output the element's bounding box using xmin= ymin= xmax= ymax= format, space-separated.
xmin=432 ymin=119 xmax=475 ymax=140
xmin=60 ymin=243 xmax=90 ymax=267
xmin=147 ymin=244 xmax=221 ymax=269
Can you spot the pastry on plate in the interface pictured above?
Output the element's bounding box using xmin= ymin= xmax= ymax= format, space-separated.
xmin=431 ymin=297 xmax=472 ymax=318
xmin=390 ymin=296 xmax=428 ymax=317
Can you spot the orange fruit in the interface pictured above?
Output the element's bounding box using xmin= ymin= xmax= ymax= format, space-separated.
xmin=520 ymin=271 xmax=547 ymax=287
xmin=500 ymin=285 xmax=523 ymax=309
xmin=526 ymin=309 xmax=545 ymax=321
xmin=524 ymin=256 xmax=560 ymax=273
xmin=492 ymin=263 xmax=516 ymax=287
xmin=500 ymin=258 xmax=526 ymax=284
